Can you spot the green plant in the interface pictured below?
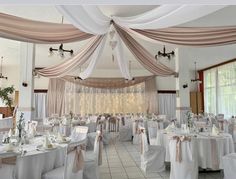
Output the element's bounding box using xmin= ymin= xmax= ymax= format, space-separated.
xmin=0 ymin=86 xmax=15 ymax=110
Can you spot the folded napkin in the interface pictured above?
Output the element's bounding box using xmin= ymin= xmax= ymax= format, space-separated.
xmin=8 ymin=129 xmax=13 ymax=138
xmin=165 ymin=124 xmax=172 ymax=132
xmin=43 ymin=136 xmax=52 ymax=148
xmin=212 ymin=124 xmax=220 ymax=136
xmin=4 ymin=143 xmax=14 ymax=152
xmin=57 ymin=132 xmax=64 ymax=142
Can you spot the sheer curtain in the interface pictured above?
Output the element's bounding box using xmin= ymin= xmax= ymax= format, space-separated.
xmin=204 ymin=61 xmax=236 ymax=118
xmin=145 ymin=78 xmax=158 ymax=114
xmin=158 ymin=93 xmax=176 ymax=118
xmin=34 ymin=93 xmax=47 ymax=119
xmin=64 ymin=82 xmax=145 ymax=115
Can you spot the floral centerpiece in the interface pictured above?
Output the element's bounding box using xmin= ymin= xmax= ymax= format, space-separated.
xmin=185 ymin=111 xmax=194 ymax=128
xmin=16 ymin=112 xmax=25 ymax=139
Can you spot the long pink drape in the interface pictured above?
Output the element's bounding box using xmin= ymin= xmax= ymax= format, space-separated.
xmin=63 ymin=75 xmax=155 ymax=89
xmin=131 ymin=26 xmax=236 ymax=46
xmin=0 ymin=13 xmax=93 ymax=43
xmin=37 ymin=35 xmax=104 ymax=77
xmin=47 ymin=78 xmax=66 ymax=117
xmin=114 ymin=24 xmax=176 ymax=76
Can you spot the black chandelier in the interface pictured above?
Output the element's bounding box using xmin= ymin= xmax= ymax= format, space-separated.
xmin=49 ymin=44 xmax=74 ymax=58
xmin=49 ymin=16 xmax=74 ymax=58
xmin=191 ymin=62 xmax=201 ymax=82
xmin=0 ymin=57 xmax=7 ymax=80
xmin=155 ymin=46 xmax=175 ymax=60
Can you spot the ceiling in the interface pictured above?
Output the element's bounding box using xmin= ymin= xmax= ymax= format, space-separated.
xmin=0 ymin=5 xmax=236 ymax=73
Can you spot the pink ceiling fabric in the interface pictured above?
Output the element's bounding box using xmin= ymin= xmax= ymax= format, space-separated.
xmin=130 ymin=26 xmax=236 ymax=46
xmin=114 ymin=24 xmax=176 ymax=76
xmin=37 ymin=35 xmax=104 ymax=77
xmin=0 ymin=13 xmax=94 ymax=43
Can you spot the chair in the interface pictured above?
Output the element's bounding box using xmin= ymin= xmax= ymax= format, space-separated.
xmin=42 ymin=143 xmax=85 ymax=179
xmin=71 ymin=126 xmax=88 ymax=142
xmin=169 ymin=136 xmax=198 ymax=179
xmin=83 ymin=131 xmax=103 ymax=179
xmin=223 ymin=153 xmax=236 ymax=179
xmin=139 ymin=127 xmax=165 ymax=173
xmin=119 ymin=116 xmax=132 ymax=141
xmin=0 ymin=154 xmax=18 ymax=179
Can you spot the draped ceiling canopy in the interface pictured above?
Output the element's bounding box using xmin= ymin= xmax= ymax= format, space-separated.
xmin=1 ymin=5 xmax=236 ymax=81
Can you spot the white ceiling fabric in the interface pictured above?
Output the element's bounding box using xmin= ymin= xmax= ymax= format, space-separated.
xmin=113 ymin=5 xmax=226 ymax=29
xmin=57 ymin=5 xmax=226 ymax=34
xmin=79 ymin=35 xmax=107 ymax=79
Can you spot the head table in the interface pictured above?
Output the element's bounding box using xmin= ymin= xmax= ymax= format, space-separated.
xmin=156 ymin=129 xmax=234 ymax=170
xmin=0 ymin=135 xmax=86 ymax=179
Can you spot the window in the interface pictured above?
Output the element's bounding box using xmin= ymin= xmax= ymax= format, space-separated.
xmin=204 ymin=61 xmax=236 ymax=118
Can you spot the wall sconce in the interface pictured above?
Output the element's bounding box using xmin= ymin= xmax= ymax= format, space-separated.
xmin=182 ymin=83 xmax=188 ymax=89
xmin=22 ymin=82 xmax=28 ymax=87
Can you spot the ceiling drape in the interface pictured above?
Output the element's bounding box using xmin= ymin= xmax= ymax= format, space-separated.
xmin=37 ymin=35 xmax=104 ymax=77
xmin=114 ymin=24 xmax=176 ymax=76
xmin=0 ymin=12 xmax=94 ymax=43
xmin=62 ymin=75 xmax=155 ymax=89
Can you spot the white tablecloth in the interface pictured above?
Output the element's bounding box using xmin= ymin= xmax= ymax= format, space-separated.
xmin=156 ymin=130 xmax=235 ymax=169
xmin=0 ymin=136 xmax=86 ymax=179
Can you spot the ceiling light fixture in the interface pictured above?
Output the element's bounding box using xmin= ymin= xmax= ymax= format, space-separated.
xmin=155 ymin=46 xmax=174 ymax=60
xmin=0 ymin=57 xmax=7 ymax=80
xmin=48 ymin=16 xmax=74 ymax=58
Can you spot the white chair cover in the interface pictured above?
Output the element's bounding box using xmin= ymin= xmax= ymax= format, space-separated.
xmin=169 ymin=137 xmax=198 ymax=179
xmin=83 ymin=131 xmax=102 ymax=179
xmin=42 ymin=143 xmax=84 ymax=179
xmin=140 ymin=128 xmax=165 ymax=173
xmin=223 ymin=153 xmax=236 ymax=179
xmin=147 ymin=126 xmax=157 ymax=145
xmin=0 ymin=155 xmax=18 ymax=179
xmin=71 ymin=126 xmax=88 ymax=142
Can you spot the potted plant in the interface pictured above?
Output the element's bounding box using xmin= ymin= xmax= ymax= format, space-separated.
xmin=0 ymin=86 xmax=15 ymax=111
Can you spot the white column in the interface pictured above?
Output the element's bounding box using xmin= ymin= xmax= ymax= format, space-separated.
xmin=175 ymin=48 xmax=191 ymax=124
xmin=17 ymin=42 xmax=35 ymax=122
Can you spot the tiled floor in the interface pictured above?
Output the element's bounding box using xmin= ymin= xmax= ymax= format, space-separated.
xmin=99 ymin=140 xmax=222 ymax=179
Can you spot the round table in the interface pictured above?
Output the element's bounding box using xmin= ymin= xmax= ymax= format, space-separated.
xmin=0 ymin=135 xmax=86 ymax=179
xmin=156 ymin=129 xmax=235 ymax=170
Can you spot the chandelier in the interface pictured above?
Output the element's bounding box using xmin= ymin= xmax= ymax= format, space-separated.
xmin=155 ymin=46 xmax=175 ymax=60
xmin=48 ymin=16 xmax=74 ymax=58
xmin=0 ymin=57 xmax=7 ymax=80
xmin=49 ymin=43 xmax=74 ymax=58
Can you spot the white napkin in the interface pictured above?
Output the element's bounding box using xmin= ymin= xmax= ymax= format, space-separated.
xmin=8 ymin=129 xmax=13 ymax=138
xmin=43 ymin=136 xmax=51 ymax=148
xmin=57 ymin=132 xmax=64 ymax=142
xmin=5 ymin=143 xmax=14 ymax=152
xmin=212 ymin=124 xmax=219 ymax=136
xmin=165 ymin=124 xmax=172 ymax=132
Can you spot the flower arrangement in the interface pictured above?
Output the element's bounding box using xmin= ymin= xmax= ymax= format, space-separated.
xmin=16 ymin=112 xmax=25 ymax=139
xmin=185 ymin=111 xmax=194 ymax=128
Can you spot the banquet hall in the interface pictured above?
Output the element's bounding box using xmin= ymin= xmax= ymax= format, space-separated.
xmin=1 ymin=1 xmax=236 ymax=179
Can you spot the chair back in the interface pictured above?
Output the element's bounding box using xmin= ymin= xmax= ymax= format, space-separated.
xmin=0 ymin=154 xmax=18 ymax=179
xmin=140 ymin=127 xmax=149 ymax=154
xmin=108 ymin=117 xmax=119 ymax=132
xmin=94 ymin=131 xmax=103 ymax=165
xmin=169 ymin=136 xmax=198 ymax=179
xmin=71 ymin=126 xmax=88 ymax=142
xmin=65 ymin=143 xmax=84 ymax=179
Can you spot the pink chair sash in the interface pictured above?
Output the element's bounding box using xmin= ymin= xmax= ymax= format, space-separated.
xmin=0 ymin=156 xmax=17 ymax=168
xmin=172 ymin=136 xmax=191 ymax=163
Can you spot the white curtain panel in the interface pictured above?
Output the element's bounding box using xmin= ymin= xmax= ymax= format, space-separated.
xmin=114 ymin=30 xmax=132 ymax=80
xmin=56 ymin=5 xmax=110 ymax=35
xmin=79 ymin=35 xmax=107 ymax=79
xmin=34 ymin=93 xmax=47 ymax=119
xmin=158 ymin=93 xmax=176 ymax=118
